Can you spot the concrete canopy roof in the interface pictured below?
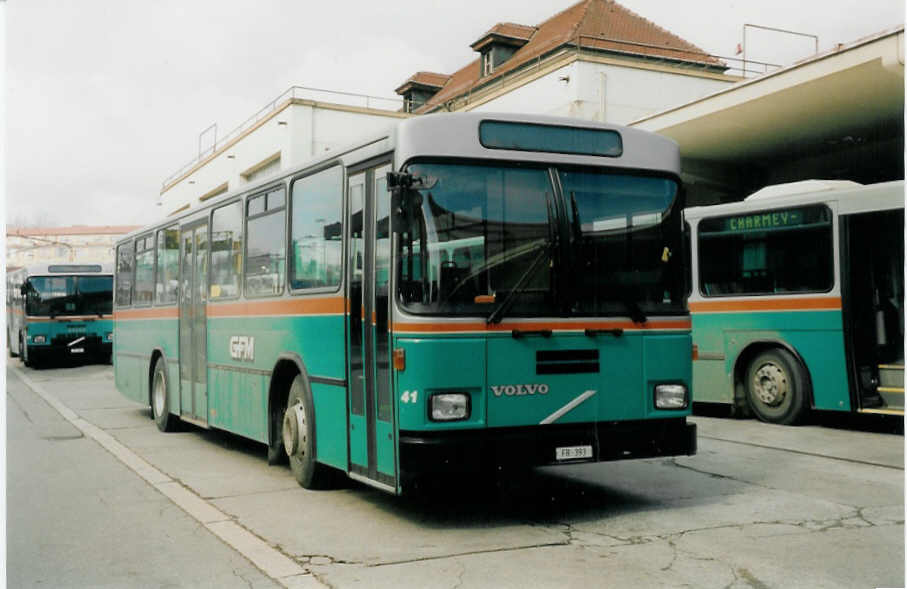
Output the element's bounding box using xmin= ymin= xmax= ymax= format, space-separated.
xmin=631 ymin=27 xmax=904 ymax=167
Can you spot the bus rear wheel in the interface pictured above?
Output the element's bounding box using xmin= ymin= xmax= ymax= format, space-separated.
xmin=282 ymin=375 xmax=331 ymax=489
xmin=745 ymin=348 xmax=808 ymax=425
xmin=151 ymin=358 xmax=179 ymax=432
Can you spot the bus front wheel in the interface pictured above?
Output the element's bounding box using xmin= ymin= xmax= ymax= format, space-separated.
xmin=282 ymin=375 xmax=331 ymax=489
xmin=151 ymin=358 xmax=179 ymax=432
xmin=745 ymin=348 xmax=808 ymax=425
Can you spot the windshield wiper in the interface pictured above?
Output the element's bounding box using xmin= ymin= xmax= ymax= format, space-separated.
xmin=486 ymin=241 xmax=552 ymax=325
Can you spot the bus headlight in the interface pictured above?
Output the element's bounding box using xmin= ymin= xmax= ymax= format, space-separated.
xmin=430 ymin=393 xmax=470 ymax=421
xmin=31 ymin=335 xmax=46 ymax=344
xmin=654 ymin=384 xmax=688 ymax=409
xmin=106 ymin=332 xmax=114 ymax=341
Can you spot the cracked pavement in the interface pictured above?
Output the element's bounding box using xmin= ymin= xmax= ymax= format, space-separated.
xmin=10 ymin=364 xmax=905 ymax=588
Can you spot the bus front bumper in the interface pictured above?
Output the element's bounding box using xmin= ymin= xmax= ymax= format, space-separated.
xmin=399 ymin=418 xmax=696 ymax=477
xmin=28 ymin=340 xmax=112 ymax=362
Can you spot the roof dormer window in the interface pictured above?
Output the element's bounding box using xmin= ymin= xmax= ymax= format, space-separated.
xmin=471 ymin=23 xmax=536 ymax=78
xmin=394 ymin=72 xmax=452 ymax=113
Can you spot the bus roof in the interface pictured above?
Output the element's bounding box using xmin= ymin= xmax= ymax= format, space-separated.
xmin=684 ymin=180 xmax=904 ymax=220
xmin=18 ymin=263 xmax=114 ymax=277
xmin=392 ymin=112 xmax=680 ymax=174
xmin=744 ymin=180 xmax=863 ymax=201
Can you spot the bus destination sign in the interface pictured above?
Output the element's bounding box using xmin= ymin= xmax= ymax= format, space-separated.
xmin=725 ymin=209 xmax=803 ymax=233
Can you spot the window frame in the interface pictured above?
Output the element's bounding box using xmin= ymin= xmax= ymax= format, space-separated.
xmin=154 ymin=223 xmax=180 ymax=306
xmin=696 ymin=203 xmax=835 ymax=298
xmin=243 ymin=182 xmax=288 ymax=299
xmin=115 ymin=240 xmax=135 ymax=308
xmin=132 ymin=232 xmax=156 ymax=308
xmin=210 ymin=198 xmax=245 ymax=301
xmin=287 ymin=163 xmax=346 ymax=296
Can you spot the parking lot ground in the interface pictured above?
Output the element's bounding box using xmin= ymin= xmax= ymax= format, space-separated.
xmin=9 ymin=363 xmax=905 ymax=589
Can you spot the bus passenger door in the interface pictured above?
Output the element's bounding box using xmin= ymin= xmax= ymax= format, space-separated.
xmin=179 ymin=221 xmax=209 ymax=425
xmin=346 ymin=163 xmax=396 ymax=489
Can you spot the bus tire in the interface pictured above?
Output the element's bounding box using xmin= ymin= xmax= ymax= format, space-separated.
xmin=745 ymin=348 xmax=808 ymax=425
xmin=267 ymin=397 xmax=287 ymax=466
xmin=151 ymin=358 xmax=179 ymax=432
xmin=283 ymin=375 xmax=331 ymax=489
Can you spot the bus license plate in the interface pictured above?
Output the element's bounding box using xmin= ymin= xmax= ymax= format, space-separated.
xmin=70 ymin=347 xmax=84 ymax=354
xmin=555 ymin=445 xmax=593 ymax=461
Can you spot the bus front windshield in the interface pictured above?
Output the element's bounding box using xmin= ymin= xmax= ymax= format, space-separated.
xmin=25 ymin=275 xmax=113 ymax=317
xmin=396 ymin=161 xmax=684 ymax=319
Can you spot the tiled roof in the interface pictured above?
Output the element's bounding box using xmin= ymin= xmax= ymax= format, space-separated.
xmin=7 ymin=225 xmax=141 ymax=237
xmin=471 ymin=23 xmax=538 ymax=50
xmin=394 ymin=71 xmax=452 ymax=94
xmin=400 ymin=0 xmax=724 ymax=113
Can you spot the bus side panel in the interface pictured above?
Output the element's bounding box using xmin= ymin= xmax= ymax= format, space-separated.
xmin=311 ymin=382 xmax=347 ymax=470
xmin=115 ymin=317 xmax=175 ymax=404
xmin=206 ymin=313 xmax=346 ymax=454
xmin=698 ymin=309 xmax=851 ymax=412
xmin=691 ymin=313 xmax=734 ymax=403
xmin=207 ymin=314 xmax=273 ymax=443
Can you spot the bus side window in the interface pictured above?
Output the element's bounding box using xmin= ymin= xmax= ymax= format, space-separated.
xmin=289 ymin=166 xmax=343 ymax=291
xmin=134 ymin=234 xmax=155 ymax=306
xmin=116 ymin=242 xmax=134 ymax=307
xmin=155 ymin=226 xmax=180 ymax=304
xmin=211 ymin=202 xmax=243 ymax=299
xmin=245 ymin=187 xmax=287 ymax=297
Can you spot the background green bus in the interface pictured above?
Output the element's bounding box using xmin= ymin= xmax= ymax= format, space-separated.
xmin=114 ymin=113 xmax=696 ymax=495
xmin=7 ymin=263 xmax=114 ymax=367
xmin=685 ymin=180 xmax=904 ymax=424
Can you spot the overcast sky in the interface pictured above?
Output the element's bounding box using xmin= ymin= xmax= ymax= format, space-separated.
xmin=4 ymin=0 xmax=904 ymax=229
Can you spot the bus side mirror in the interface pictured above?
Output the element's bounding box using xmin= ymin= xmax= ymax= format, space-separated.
xmin=20 ymin=284 xmax=27 ymax=296
xmin=386 ymin=171 xmax=413 ymax=189
xmin=390 ymin=188 xmax=422 ymax=234
xmin=391 ymin=188 xmax=407 ymax=234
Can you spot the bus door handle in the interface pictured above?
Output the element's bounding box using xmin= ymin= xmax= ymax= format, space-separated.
xmin=584 ymin=328 xmax=624 ymax=338
xmin=511 ymin=329 xmax=552 ymax=339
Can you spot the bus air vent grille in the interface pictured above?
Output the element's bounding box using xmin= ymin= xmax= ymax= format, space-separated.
xmin=536 ymin=350 xmax=600 ymax=375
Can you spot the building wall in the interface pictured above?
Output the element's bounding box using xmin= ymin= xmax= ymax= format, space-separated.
xmin=7 ymin=231 xmax=136 ymax=267
xmin=469 ymin=58 xmax=733 ymax=125
xmin=160 ymin=102 xmax=405 ymax=215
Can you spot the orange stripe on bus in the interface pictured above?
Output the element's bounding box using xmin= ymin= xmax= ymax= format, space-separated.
xmin=206 ymin=296 xmax=345 ymax=317
xmin=393 ymin=318 xmax=691 ymax=333
xmin=114 ymin=308 xmax=178 ymax=320
xmin=688 ymin=297 xmax=841 ymax=313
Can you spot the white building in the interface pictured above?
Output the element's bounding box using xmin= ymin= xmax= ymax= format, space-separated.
xmin=159 ymin=87 xmax=408 ymax=215
xmin=7 ymin=225 xmax=141 ymax=268
xmin=395 ymin=0 xmax=741 ymax=123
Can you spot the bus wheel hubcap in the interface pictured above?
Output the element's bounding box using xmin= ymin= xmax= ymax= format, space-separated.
xmin=282 ymin=403 xmax=306 ymax=458
xmin=753 ymin=363 xmax=787 ymax=406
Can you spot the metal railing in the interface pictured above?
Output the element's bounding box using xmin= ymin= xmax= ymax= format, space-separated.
xmin=162 ymin=86 xmax=404 ymax=190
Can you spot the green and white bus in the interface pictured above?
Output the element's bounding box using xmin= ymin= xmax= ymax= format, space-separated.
xmin=114 ymin=112 xmax=696 ymax=494
xmin=685 ymin=180 xmax=904 ymax=424
xmin=7 ymin=263 xmax=114 ymax=367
